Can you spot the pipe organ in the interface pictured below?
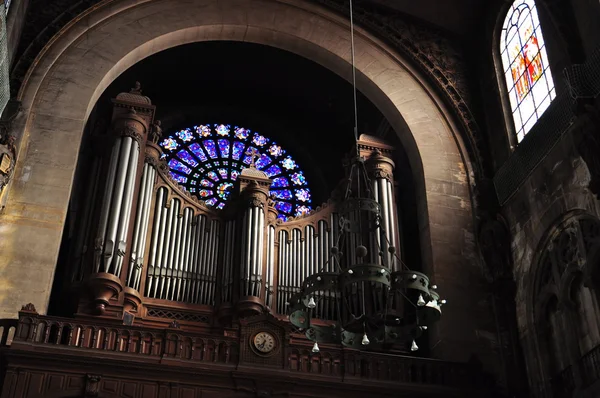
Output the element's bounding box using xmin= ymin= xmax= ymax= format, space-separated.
xmin=68 ymin=87 xmax=401 ymax=328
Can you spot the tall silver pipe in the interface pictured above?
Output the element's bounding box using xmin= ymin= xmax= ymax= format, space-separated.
xmin=209 ymin=220 xmax=220 ymax=305
xmin=176 ymin=208 xmax=189 ymax=301
xmin=127 ymin=163 xmax=148 ymax=286
xmin=242 ymin=209 xmax=250 ymax=296
xmin=115 ymin=140 xmax=140 ymax=276
xmin=381 ymin=179 xmax=392 ymax=268
xmin=386 ymin=179 xmax=398 ymax=270
xmin=177 ymin=208 xmax=190 ymax=301
xmin=222 ymin=221 xmax=231 ymax=302
xmin=186 ymin=218 xmax=197 ymax=303
xmin=205 ymin=219 xmax=215 ymax=304
xmin=165 ymin=200 xmax=180 ymax=299
xmin=198 ymin=217 xmax=208 ymax=304
xmin=95 ymin=137 xmax=122 ymax=273
xmin=147 ymin=188 xmax=165 ymax=297
xmin=135 ymin=164 xmax=154 ymax=288
xmin=250 ymin=207 xmax=258 ymax=296
xmin=192 ymin=215 xmax=205 ymax=303
xmin=104 ymin=136 xmax=133 ymax=272
xmin=137 ymin=167 xmax=156 ymax=290
xmin=151 ymin=193 xmax=168 ymax=298
xmin=158 ymin=198 xmax=175 ymax=298
xmin=255 ymin=208 xmax=264 ymax=297
xmin=276 ymin=231 xmax=284 ymax=313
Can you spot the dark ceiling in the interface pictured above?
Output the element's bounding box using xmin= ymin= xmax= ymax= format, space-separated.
xmin=368 ymin=0 xmax=489 ymax=36
xmin=96 ymin=41 xmax=388 ymax=206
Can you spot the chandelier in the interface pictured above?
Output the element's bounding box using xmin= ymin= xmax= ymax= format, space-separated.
xmin=287 ymin=0 xmax=444 ymax=353
xmin=288 ymin=154 xmax=444 ymax=352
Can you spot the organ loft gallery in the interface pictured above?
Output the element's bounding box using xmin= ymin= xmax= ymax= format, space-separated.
xmin=0 ymin=0 xmax=600 ymax=397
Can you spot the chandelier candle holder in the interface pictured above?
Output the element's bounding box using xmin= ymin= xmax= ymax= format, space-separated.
xmin=288 ymin=137 xmax=444 ymax=352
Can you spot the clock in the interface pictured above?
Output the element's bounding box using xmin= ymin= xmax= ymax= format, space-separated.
xmin=252 ymin=331 xmax=277 ymax=354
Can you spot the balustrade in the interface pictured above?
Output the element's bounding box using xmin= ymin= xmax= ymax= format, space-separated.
xmin=0 ymin=313 xmax=485 ymax=391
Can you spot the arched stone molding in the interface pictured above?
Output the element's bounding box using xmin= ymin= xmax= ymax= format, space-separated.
xmin=523 ymin=211 xmax=600 ymax=394
xmin=0 ymin=0 xmax=484 ymax=363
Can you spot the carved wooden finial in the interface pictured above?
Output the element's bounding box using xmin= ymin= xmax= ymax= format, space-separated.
xmin=20 ymin=303 xmax=37 ymax=313
xmin=130 ymin=81 xmax=142 ymax=95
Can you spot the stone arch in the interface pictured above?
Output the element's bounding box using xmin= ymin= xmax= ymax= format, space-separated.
xmin=0 ymin=0 xmax=482 ymax=362
xmin=524 ymin=210 xmax=600 ymax=390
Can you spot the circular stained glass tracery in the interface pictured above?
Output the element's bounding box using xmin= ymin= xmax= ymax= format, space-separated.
xmin=160 ymin=124 xmax=312 ymax=220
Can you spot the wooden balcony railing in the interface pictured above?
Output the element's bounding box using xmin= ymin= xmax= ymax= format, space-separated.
xmin=0 ymin=310 xmax=488 ymax=392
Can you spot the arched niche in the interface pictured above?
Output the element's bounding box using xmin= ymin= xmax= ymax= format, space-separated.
xmin=525 ymin=211 xmax=600 ymax=392
xmin=0 ymin=0 xmax=485 ymax=363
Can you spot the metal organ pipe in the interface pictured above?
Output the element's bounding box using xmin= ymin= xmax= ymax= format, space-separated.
xmin=386 ymin=179 xmax=398 ymax=270
xmin=127 ymin=162 xmax=149 ymax=288
xmin=115 ymin=139 xmax=140 ymax=277
xmin=104 ymin=136 xmax=133 ymax=273
xmin=95 ymin=138 xmax=121 ymax=274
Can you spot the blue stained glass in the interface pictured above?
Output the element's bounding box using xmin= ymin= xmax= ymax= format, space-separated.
xmin=217 ymin=182 xmax=234 ymax=200
xmin=168 ymin=159 xmax=192 ymax=175
xmin=268 ymin=144 xmax=283 ymax=157
xmin=271 ymin=190 xmax=293 ymax=200
xmin=296 ymin=205 xmax=311 ymax=216
xmin=265 ymin=164 xmax=282 ymax=178
xmin=232 ymin=141 xmax=245 ymax=160
xmin=170 ymin=172 xmax=187 ymax=184
xmin=161 ymin=138 xmax=178 ymax=151
xmin=281 ymin=156 xmax=297 ymax=170
xmin=255 ymin=154 xmax=272 ymax=170
xmin=203 ymin=140 xmax=218 ymax=159
xmin=160 ymin=153 xmax=166 ymax=160
xmin=252 ymin=133 xmax=269 ymax=147
xmin=196 ymin=125 xmax=211 ymax=137
xmin=176 ymin=150 xmax=198 ymax=167
xmin=176 ymin=128 xmax=194 ymax=142
xmin=162 ymin=123 xmax=312 ymax=216
xmin=271 ymin=177 xmax=289 ymax=187
xmin=243 ymin=147 xmax=258 ymax=165
xmin=275 ymin=201 xmax=293 ymax=214
xmin=218 ymin=139 xmax=230 ymax=158
xmin=189 ymin=143 xmax=207 ymax=162
xmin=295 ymin=188 xmax=311 ymax=202
xmin=234 ymin=127 xmax=250 ymax=140
xmin=291 ymin=172 xmax=307 ymax=186
xmin=214 ymin=124 xmax=230 ymax=136
xmin=207 ymin=171 xmax=219 ymax=181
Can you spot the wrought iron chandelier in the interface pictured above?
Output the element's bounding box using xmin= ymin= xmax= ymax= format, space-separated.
xmin=287 ymin=0 xmax=445 ymax=353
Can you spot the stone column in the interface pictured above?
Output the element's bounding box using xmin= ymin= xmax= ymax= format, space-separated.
xmin=235 ymin=166 xmax=271 ymax=317
xmin=87 ymin=83 xmax=155 ymax=316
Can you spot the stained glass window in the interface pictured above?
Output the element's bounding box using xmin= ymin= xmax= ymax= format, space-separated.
xmin=501 ymin=0 xmax=555 ymax=143
xmin=160 ymin=124 xmax=312 ymax=220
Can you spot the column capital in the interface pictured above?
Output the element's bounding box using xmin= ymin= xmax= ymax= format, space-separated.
xmin=357 ymin=134 xmax=396 ymax=181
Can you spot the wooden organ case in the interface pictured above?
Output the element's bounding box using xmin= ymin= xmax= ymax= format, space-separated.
xmin=0 ymin=87 xmax=489 ymax=398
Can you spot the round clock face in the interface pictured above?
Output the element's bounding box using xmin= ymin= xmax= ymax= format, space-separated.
xmin=252 ymin=332 xmax=276 ymax=354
